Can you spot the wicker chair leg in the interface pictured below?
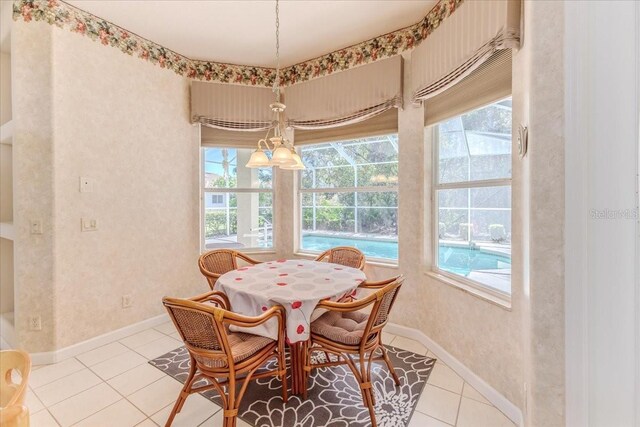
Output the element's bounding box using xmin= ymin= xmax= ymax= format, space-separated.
xmin=363 ymin=353 xmax=377 ymax=407
xmin=165 ymin=361 xmax=196 ymax=427
xmin=344 ymin=355 xmax=378 ymax=427
xmin=279 ymin=349 xmax=289 ymax=403
xmin=364 ymin=387 xmax=377 ymax=427
xmin=302 ymin=344 xmax=311 ymax=400
xmin=380 ymin=346 xmax=401 ymax=386
xmin=224 ymin=377 xmax=238 ymax=427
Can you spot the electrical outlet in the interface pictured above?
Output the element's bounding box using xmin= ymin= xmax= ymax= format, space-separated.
xmin=29 ymin=316 xmax=42 ymax=331
xmin=79 ymin=177 xmax=94 ymax=193
xmin=81 ymin=218 xmax=98 ymax=232
xmin=122 ymin=294 xmax=133 ymax=308
xmin=30 ymin=220 xmax=43 ymax=235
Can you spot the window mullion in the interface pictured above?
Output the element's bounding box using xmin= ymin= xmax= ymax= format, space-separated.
xmin=300 ymin=186 xmax=398 ymax=194
xmin=436 ymin=179 xmax=511 ymax=191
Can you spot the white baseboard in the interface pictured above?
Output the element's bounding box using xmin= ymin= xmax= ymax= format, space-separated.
xmin=29 ymin=314 xmax=170 ymax=365
xmin=386 ymin=322 xmax=523 ymax=426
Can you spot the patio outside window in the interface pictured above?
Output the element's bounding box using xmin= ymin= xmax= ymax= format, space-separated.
xmin=202 ymin=147 xmax=274 ymax=250
xmin=298 ymin=135 xmax=399 ymax=261
xmin=433 ymin=98 xmax=512 ymax=296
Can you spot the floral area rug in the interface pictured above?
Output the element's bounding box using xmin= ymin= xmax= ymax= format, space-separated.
xmin=149 ymin=346 xmax=435 ymax=427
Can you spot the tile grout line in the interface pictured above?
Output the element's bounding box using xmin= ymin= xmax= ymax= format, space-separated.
xmin=453 ymin=390 xmax=463 ymax=426
xmin=412 ymin=408 xmax=455 ymax=426
xmin=41 ymin=408 xmax=62 ymax=427
xmin=122 ymin=375 xmax=170 ymax=418
xmin=459 ymin=382 xmax=515 ymax=424
xmin=68 ymin=398 xmax=127 ymax=427
xmin=67 ymin=356 xmax=126 ymax=426
xmin=39 ymin=357 xmax=103 ymax=426
xmin=30 ymin=359 xmax=86 ymax=390
xmin=461 ymin=381 xmax=494 ymax=407
xmin=121 ymin=335 xmax=182 ymax=360
xmin=70 ymin=355 xmax=157 ymax=426
xmin=30 ymin=328 xmax=197 ymax=426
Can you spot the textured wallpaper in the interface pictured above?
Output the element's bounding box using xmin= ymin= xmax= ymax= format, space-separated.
xmin=10 ymin=8 xmax=565 ymax=424
xmin=13 ymin=19 xmax=203 ymax=351
xmin=50 ymin=27 xmax=202 ymax=349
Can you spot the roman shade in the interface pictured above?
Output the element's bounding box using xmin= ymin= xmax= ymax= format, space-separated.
xmin=201 ymin=127 xmax=267 ymax=148
xmin=293 ymin=109 xmax=397 ymax=145
xmin=285 ymin=56 xmax=402 ymax=144
xmin=411 ymin=0 xmax=520 ymax=103
xmin=424 ymin=48 xmax=512 ymax=126
xmin=191 ymin=81 xmax=276 ymax=131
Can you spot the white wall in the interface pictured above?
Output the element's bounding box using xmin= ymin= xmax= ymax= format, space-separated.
xmin=12 ymin=21 xmax=203 ymax=351
xmin=565 ymin=2 xmax=640 ymax=426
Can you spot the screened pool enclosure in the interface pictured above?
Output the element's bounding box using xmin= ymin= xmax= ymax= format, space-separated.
xmin=298 ymin=135 xmax=399 ymax=260
xmin=203 ymin=101 xmax=512 ymax=292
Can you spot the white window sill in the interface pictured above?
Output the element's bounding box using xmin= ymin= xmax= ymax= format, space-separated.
xmin=242 ymin=249 xmax=277 ymax=256
xmin=424 ymin=270 xmax=512 ymax=310
xmin=293 ymin=251 xmax=399 ymax=268
xmin=201 ymin=248 xmax=276 ymax=256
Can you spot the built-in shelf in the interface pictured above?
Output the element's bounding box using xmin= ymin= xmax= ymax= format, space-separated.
xmin=0 ymin=222 xmax=14 ymax=241
xmin=0 ymin=120 xmax=13 ymax=145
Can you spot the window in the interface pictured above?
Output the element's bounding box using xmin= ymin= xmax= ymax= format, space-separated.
xmin=433 ymin=98 xmax=512 ymax=297
xmin=202 ymin=147 xmax=274 ymax=250
xmin=298 ymin=135 xmax=399 ymax=261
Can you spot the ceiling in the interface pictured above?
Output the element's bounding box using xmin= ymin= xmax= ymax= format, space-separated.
xmin=65 ymin=0 xmax=436 ymax=67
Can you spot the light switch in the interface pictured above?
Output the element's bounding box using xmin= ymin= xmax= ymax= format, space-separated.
xmin=80 ymin=177 xmax=94 ymax=193
xmin=81 ymin=218 xmax=98 ymax=232
xmin=30 ymin=220 xmax=43 ymax=235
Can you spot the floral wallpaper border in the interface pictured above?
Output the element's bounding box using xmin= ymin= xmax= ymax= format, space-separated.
xmin=281 ymin=0 xmax=464 ymax=85
xmin=13 ymin=0 xmax=464 ymax=87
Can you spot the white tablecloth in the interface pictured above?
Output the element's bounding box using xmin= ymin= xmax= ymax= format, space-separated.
xmin=216 ymin=259 xmax=366 ymax=343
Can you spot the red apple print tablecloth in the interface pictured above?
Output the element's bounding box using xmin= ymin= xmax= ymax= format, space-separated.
xmin=216 ymin=259 xmax=366 ymax=343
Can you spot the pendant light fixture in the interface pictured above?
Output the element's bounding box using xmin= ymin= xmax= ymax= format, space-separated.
xmin=246 ymin=0 xmax=305 ymax=170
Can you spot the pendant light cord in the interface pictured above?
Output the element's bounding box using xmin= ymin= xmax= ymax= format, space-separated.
xmin=273 ymin=0 xmax=281 ymax=102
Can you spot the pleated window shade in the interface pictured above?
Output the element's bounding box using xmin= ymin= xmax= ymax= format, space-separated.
xmin=411 ymin=0 xmax=520 ymax=103
xmin=294 ymin=108 xmax=398 ymax=145
xmin=285 ymin=56 xmax=402 ymax=145
xmin=424 ymin=49 xmax=512 ymax=127
xmin=201 ymin=126 xmax=268 ymax=148
xmin=191 ymin=81 xmax=275 ymax=131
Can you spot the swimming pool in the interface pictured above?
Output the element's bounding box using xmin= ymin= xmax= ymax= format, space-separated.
xmin=438 ymin=245 xmax=511 ymax=276
xmin=302 ymin=235 xmax=399 ymax=260
xmin=301 ymin=234 xmax=511 ymax=275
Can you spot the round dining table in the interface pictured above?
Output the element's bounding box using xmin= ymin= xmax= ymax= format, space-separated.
xmin=215 ymin=258 xmax=366 ymax=395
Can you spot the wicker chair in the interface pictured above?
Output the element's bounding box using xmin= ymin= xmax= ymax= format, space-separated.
xmin=314 ymin=246 xmax=366 ymax=270
xmin=199 ymin=249 xmax=262 ymax=290
xmin=304 ymin=275 xmax=404 ymax=427
xmin=0 ymin=350 xmax=31 ymax=427
xmin=163 ymin=291 xmax=288 ymax=427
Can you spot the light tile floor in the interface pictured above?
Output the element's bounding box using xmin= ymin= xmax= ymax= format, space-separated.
xmin=24 ymin=323 xmax=514 ymax=427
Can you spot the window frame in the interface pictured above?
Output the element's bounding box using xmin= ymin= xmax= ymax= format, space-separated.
xmin=296 ymin=136 xmax=400 ymax=264
xmin=200 ymin=146 xmax=276 ymax=254
xmin=430 ymin=98 xmax=513 ymax=304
